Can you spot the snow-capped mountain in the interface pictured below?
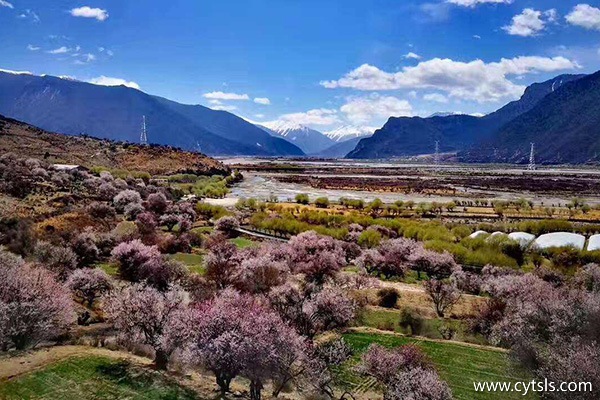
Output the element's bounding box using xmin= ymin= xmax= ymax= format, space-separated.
xmin=324 ymin=125 xmax=376 ymax=142
xmin=259 ymin=121 xmax=334 ymax=154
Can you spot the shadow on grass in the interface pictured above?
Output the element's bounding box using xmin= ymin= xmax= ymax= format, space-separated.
xmin=96 ymin=360 xmax=200 ymax=400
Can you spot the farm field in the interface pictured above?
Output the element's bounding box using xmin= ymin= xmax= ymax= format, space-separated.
xmin=0 ymin=355 xmax=201 ymax=400
xmin=338 ymin=331 xmax=535 ymax=400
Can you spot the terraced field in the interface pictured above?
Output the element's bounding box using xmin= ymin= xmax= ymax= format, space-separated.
xmin=338 ymin=331 xmax=536 ymax=400
xmin=0 ymin=355 xmax=200 ymax=400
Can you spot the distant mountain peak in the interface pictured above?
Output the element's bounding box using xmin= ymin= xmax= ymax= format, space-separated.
xmin=258 ymin=121 xmax=334 ymax=154
xmin=324 ymin=125 xmax=375 ymax=142
xmin=262 ymin=120 xmax=312 ymax=136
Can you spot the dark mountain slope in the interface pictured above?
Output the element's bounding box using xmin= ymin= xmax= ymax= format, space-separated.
xmin=347 ymin=74 xmax=584 ymax=159
xmin=460 ymin=71 xmax=600 ymax=164
xmin=0 ymin=114 xmax=229 ymax=175
xmin=312 ymin=136 xmax=366 ymax=158
xmin=0 ymin=72 xmax=303 ymax=156
xmin=152 ymin=96 xmax=303 ymax=155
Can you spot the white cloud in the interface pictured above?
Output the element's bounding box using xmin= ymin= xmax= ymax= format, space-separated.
xmin=211 ymin=104 xmax=238 ymax=112
xmin=340 ymin=95 xmax=413 ymax=124
xmin=84 ymin=53 xmax=96 ymax=62
xmin=404 ymin=52 xmax=422 ymax=60
xmin=503 ymin=8 xmax=556 ymax=37
xmin=47 ymin=46 xmax=70 ymax=54
xmin=321 ymin=55 xmax=578 ymax=103
xmin=203 ymin=91 xmax=249 ymax=101
xmin=0 ymin=68 xmax=33 ymax=75
xmin=88 ymin=76 xmax=140 ymax=90
xmin=254 ymin=114 xmax=265 ymax=119
xmin=70 ymin=6 xmax=109 ymax=21
xmin=267 ymin=108 xmax=340 ymax=126
xmin=566 ymin=4 xmax=600 ymax=31
xmin=208 ymin=99 xmax=222 ymax=105
xmin=447 ymin=0 xmax=512 ymax=7
xmin=473 ymin=34 xmax=482 ymax=39
xmin=0 ymin=0 xmax=13 ymax=8
xmin=254 ymin=97 xmax=271 ymax=105
xmin=18 ymin=9 xmax=40 ymax=22
xmin=27 ymin=44 xmax=40 ymax=51
xmin=423 ymin=93 xmax=449 ymax=103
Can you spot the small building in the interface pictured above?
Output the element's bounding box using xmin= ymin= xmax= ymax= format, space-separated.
xmin=52 ymin=164 xmax=89 ymax=172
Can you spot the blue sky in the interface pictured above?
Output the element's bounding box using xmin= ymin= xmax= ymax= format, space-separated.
xmin=1 ymin=0 xmax=600 ymax=132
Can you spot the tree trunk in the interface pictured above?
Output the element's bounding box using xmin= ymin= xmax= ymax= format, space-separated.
xmin=216 ymin=373 xmax=232 ymax=397
xmin=250 ymin=380 xmax=263 ymax=400
xmin=154 ymin=349 xmax=169 ymax=370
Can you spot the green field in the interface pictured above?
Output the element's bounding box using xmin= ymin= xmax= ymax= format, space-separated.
xmin=0 ymin=356 xmax=201 ymax=400
xmin=230 ymin=237 xmax=256 ymax=248
xmin=338 ymin=332 xmax=536 ymax=400
xmin=357 ymin=307 xmax=488 ymax=345
xmin=168 ymin=252 xmax=206 ymax=275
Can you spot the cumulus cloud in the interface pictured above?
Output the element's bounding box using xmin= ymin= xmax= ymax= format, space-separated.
xmin=423 ymin=93 xmax=449 ymax=103
xmin=0 ymin=0 xmax=13 ymax=8
xmin=321 ymin=55 xmax=578 ymax=103
xmin=404 ymin=52 xmax=422 ymax=60
xmin=27 ymin=44 xmax=40 ymax=51
xmin=266 ymin=108 xmax=340 ymax=126
xmin=503 ymin=8 xmax=557 ymax=37
xmin=254 ymin=97 xmax=271 ymax=105
xmin=47 ymin=46 xmax=70 ymax=54
xmin=566 ymin=4 xmax=600 ymax=31
xmin=70 ymin=6 xmax=109 ymax=21
xmin=203 ymin=91 xmax=250 ymax=101
xmin=211 ymin=104 xmax=238 ymax=112
xmin=447 ymin=0 xmax=512 ymax=7
xmin=340 ymin=95 xmax=413 ymax=124
xmin=88 ymin=76 xmax=140 ymax=90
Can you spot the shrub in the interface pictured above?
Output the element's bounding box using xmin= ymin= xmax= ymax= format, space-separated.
xmin=33 ymin=241 xmax=78 ymax=280
xmin=113 ymin=189 xmax=142 ymax=212
xmin=358 ymin=230 xmax=382 ymax=248
xmin=377 ymin=287 xmax=400 ymax=308
xmin=398 ymin=308 xmax=423 ymax=335
xmin=295 ymin=193 xmax=310 ymax=205
xmin=146 ymin=192 xmax=169 ymax=214
xmin=72 ymin=231 xmax=100 ymax=267
xmin=314 ymin=197 xmax=330 ymax=208
xmin=66 ymin=268 xmax=113 ymax=306
xmin=214 ymin=216 xmax=240 ymax=236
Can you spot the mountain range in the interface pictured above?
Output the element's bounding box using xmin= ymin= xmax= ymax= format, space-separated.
xmin=259 ymin=121 xmax=334 ymax=154
xmin=1 ymin=69 xmax=600 ymax=164
xmin=460 ymin=70 xmax=600 ymax=164
xmin=0 ymin=71 xmax=303 ymax=157
xmin=347 ymin=74 xmax=587 ymax=162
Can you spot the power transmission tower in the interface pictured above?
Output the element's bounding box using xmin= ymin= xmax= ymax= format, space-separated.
xmin=527 ymin=142 xmax=536 ymax=171
xmin=434 ymin=140 xmax=440 ymax=166
xmin=140 ymin=115 xmax=148 ymax=145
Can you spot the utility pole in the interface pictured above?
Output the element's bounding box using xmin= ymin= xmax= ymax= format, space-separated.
xmin=434 ymin=140 xmax=440 ymax=166
xmin=527 ymin=142 xmax=535 ymax=171
xmin=140 ymin=115 xmax=148 ymax=145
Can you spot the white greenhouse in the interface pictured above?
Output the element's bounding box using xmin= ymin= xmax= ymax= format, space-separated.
xmin=533 ymin=232 xmax=586 ymax=250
